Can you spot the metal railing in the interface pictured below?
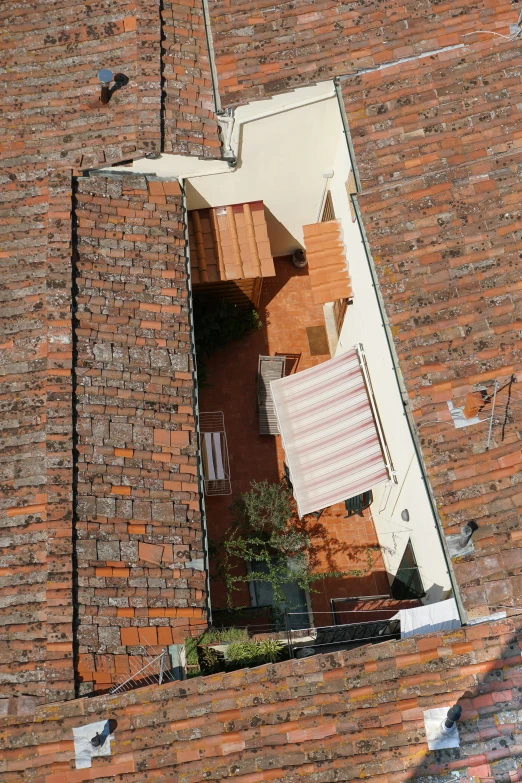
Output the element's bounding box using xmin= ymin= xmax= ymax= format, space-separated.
xmin=284 ymin=609 xmax=402 ymax=658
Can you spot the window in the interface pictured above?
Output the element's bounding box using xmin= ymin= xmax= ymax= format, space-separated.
xmin=321 ymin=191 xmax=335 ymax=222
xmin=333 ymin=297 xmax=349 ymax=336
xmin=391 ymin=540 xmax=425 ymax=600
xmin=249 ymin=559 xmax=309 ymax=630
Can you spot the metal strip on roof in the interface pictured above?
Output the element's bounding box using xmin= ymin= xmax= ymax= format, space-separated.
xmin=270 ymin=346 xmax=391 ymax=516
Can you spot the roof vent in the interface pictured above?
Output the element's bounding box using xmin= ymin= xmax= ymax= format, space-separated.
xmin=424 ymin=704 xmax=462 ymax=750
xmin=459 ymin=521 xmax=478 ymax=549
xmin=97 ymin=68 xmax=113 ymax=105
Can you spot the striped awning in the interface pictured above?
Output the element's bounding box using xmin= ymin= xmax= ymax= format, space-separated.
xmin=270 ymin=346 xmax=392 ymax=517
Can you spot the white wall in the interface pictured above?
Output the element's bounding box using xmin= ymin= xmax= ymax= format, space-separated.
xmin=328 ymin=135 xmax=452 ymax=604
xmin=110 ymin=83 xmax=340 ymax=257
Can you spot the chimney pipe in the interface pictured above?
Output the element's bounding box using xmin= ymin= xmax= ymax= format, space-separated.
xmin=97 ymin=69 xmax=113 ymax=105
xmin=442 ymin=704 xmax=462 ymax=733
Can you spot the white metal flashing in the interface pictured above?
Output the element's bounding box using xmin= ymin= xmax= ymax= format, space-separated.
xmin=73 ymin=720 xmax=112 ymax=769
xmin=423 ymin=708 xmax=461 ymax=751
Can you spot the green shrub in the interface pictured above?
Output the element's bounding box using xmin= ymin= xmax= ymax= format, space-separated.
xmin=198 ymin=627 xmax=249 ymax=645
xmin=197 ymin=644 xmax=223 ymax=674
xmin=215 ymin=481 xmax=360 ymax=611
xmin=221 ymin=480 xmax=311 ymax=608
xmin=225 ymin=638 xmax=284 ymax=668
xmin=193 ymin=297 xmax=262 ymax=387
xmin=184 ymin=636 xmax=199 ymax=667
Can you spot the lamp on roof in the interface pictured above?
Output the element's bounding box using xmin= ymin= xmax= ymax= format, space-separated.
xmin=97 ymin=69 xmax=114 ymax=105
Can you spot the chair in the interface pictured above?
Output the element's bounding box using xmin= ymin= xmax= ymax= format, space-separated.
xmin=258 ymin=355 xmax=286 ymax=435
xmin=345 ymin=490 xmax=373 ymax=517
xmin=199 ymin=412 xmax=232 ymax=496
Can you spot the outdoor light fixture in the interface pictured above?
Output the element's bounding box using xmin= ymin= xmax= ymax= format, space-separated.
xmin=292 ymin=248 xmax=307 ymax=268
xmin=97 ymin=68 xmax=114 ymax=105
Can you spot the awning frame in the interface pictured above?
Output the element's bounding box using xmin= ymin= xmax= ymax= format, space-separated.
xmin=271 ymin=343 xmax=396 ymax=517
xmin=356 ymin=344 xmax=396 ymax=487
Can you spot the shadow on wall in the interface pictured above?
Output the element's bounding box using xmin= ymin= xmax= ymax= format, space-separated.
xmin=184 ymin=181 xmax=302 ymax=258
xmin=184 ymin=179 xmax=212 ymax=210
xmin=264 ymin=207 xmax=301 ymax=257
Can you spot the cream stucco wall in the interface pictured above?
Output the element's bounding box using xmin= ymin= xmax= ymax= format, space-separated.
xmin=110 ymin=83 xmax=340 ymax=257
xmin=328 ymin=133 xmax=452 ymax=604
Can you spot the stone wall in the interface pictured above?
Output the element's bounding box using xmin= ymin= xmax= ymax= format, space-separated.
xmin=74 ymin=173 xmax=207 ymax=694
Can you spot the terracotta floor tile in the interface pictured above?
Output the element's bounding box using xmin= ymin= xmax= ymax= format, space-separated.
xmin=199 ymin=257 xmax=390 ymax=619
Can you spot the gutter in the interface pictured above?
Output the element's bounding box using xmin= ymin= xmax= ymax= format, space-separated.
xmin=200 ymin=0 xmax=222 ymax=115
xmin=333 ymin=78 xmax=467 ymax=625
xmin=181 ymin=181 xmax=213 ymax=627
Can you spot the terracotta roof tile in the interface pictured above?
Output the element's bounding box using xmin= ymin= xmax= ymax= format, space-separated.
xmin=303 ymin=219 xmax=352 ymax=305
xmin=341 ymin=37 xmax=522 ymax=619
xmin=3 ymin=618 xmax=522 ymax=782
xmin=0 ymin=0 xmax=222 ymax=711
xmin=4 ymin=5 xmax=522 ymax=777
xmin=207 ymin=0 xmax=515 ymax=106
xmin=188 ymin=203 xmax=275 ymax=283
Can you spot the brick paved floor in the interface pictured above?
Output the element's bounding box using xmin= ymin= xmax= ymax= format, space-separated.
xmin=198 ymin=257 xmax=390 ymax=620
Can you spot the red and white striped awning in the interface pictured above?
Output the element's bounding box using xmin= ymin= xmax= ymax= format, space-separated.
xmin=271 ymin=346 xmax=392 ymax=517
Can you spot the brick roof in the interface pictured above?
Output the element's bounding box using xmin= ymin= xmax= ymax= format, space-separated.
xmin=207 ymin=0 xmax=515 ymax=106
xmin=1 ymin=169 xmax=209 ymax=710
xmin=73 ymin=174 xmax=207 ymax=695
xmin=3 ymin=5 xmax=522 ymax=778
xmin=1 ymin=0 xmax=220 ymax=710
xmin=3 ymin=617 xmax=522 ymax=782
xmin=1 ymin=0 xmax=220 ymax=167
xmin=341 ymin=36 xmax=522 ymax=620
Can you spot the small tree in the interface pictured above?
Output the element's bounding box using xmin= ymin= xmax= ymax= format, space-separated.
xmin=219 ymin=480 xmax=342 ymax=609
